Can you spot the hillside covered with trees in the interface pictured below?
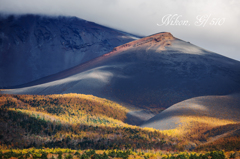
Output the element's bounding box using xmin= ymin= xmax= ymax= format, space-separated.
xmin=0 ymin=93 xmax=239 ymax=153
xmin=0 ymin=94 xmax=174 ymax=150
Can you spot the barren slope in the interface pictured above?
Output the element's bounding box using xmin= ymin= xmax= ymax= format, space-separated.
xmin=141 ymin=93 xmax=240 ymax=130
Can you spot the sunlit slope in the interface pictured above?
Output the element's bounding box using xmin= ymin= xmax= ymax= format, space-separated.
xmin=0 ymin=93 xmax=129 ymax=124
xmin=142 ymin=94 xmax=240 ymax=130
xmin=139 ymin=93 xmax=240 ymax=150
xmin=2 ymin=32 xmax=240 ymax=110
xmin=0 ymin=94 xmax=174 ymax=150
xmin=141 ymin=93 xmax=240 ymax=130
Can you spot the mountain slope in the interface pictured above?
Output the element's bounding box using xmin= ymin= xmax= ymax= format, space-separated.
xmin=2 ymin=32 xmax=240 ymax=113
xmin=0 ymin=14 xmax=138 ymax=88
xmin=141 ymin=93 xmax=240 ymax=130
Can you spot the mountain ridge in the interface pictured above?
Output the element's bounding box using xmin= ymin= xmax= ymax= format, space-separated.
xmin=2 ymin=31 xmax=240 ymax=127
xmin=103 ymin=32 xmax=175 ymax=56
xmin=8 ymin=32 xmax=175 ymax=89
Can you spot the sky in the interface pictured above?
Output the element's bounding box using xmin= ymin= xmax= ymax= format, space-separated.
xmin=0 ymin=0 xmax=240 ymax=61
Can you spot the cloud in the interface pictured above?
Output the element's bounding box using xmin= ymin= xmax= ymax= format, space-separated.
xmin=0 ymin=0 xmax=240 ymax=61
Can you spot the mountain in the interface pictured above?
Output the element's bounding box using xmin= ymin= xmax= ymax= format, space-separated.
xmin=1 ymin=31 xmax=240 ymax=150
xmin=2 ymin=32 xmax=240 ymax=126
xmin=0 ymin=14 xmax=138 ymax=88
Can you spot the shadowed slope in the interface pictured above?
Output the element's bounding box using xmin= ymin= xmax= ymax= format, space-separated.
xmin=0 ymin=14 xmax=138 ymax=88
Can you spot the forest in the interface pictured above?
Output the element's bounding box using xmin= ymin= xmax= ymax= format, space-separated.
xmin=0 ymin=94 xmax=172 ymax=150
xmin=0 ymin=93 xmax=240 ymax=158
